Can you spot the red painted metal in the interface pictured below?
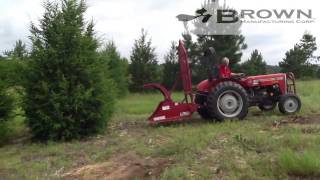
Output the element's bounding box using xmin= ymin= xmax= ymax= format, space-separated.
xmin=144 ymin=99 xmax=197 ymax=124
xmin=143 ymin=83 xmax=172 ymax=101
xmin=197 ymin=73 xmax=289 ymax=95
xmin=178 ymin=40 xmax=192 ymax=95
xmin=243 ymin=73 xmax=287 ymax=94
xmin=143 ymin=40 xmax=197 ymax=124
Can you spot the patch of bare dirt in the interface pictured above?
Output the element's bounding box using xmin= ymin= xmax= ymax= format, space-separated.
xmin=288 ymin=174 xmax=320 ymax=180
xmin=272 ymin=115 xmax=320 ymax=128
xmin=111 ymin=120 xmax=148 ymax=131
xmin=62 ymin=152 xmax=173 ymax=180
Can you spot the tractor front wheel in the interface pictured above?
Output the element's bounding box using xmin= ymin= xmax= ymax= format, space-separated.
xmin=278 ymin=94 xmax=301 ymax=114
xmin=207 ymin=81 xmax=249 ymax=121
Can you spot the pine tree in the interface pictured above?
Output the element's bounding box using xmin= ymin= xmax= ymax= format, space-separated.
xmin=279 ymin=46 xmax=306 ymax=78
xmin=0 ymin=81 xmax=14 ymax=144
xmin=12 ymin=40 xmax=28 ymax=60
xmin=99 ymin=41 xmax=128 ymax=97
xmin=162 ymin=41 xmax=179 ymax=90
xmin=0 ymin=40 xmax=28 ymax=87
xmin=299 ymin=33 xmax=317 ymax=61
xmin=129 ymin=29 xmax=159 ymax=92
xmin=279 ymin=32 xmax=318 ymax=78
xmin=241 ymin=49 xmax=267 ymax=76
xmin=195 ymin=0 xmax=247 ymax=66
xmin=0 ymin=60 xmax=26 ymax=87
xmin=25 ymin=0 xmax=116 ymax=141
xmin=183 ymin=0 xmax=247 ymax=82
xmin=4 ymin=40 xmax=28 ymax=60
xmin=182 ymin=33 xmax=200 ymax=68
xmin=197 ymin=35 xmax=247 ymax=66
xmin=317 ymin=67 xmax=320 ymax=79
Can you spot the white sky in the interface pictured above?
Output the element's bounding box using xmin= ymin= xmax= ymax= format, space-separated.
xmin=0 ymin=0 xmax=319 ymax=65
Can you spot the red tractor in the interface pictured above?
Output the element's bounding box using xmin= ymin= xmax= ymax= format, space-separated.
xmin=144 ymin=40 xmax=301 ymax=124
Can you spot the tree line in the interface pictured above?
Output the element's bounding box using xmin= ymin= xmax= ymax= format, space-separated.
xmin=0 ymin=0 xmax=319 ymax=143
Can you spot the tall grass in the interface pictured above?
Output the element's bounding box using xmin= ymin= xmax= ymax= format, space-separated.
xmin=115 ymin=93 xmax=184 ymax=115
xmin=297 ymin=80 xmax=320 ymax=114
xmin=279 ymin=149 xmax=320 ymax=177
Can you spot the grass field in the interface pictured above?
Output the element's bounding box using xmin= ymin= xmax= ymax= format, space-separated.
xmin=1 ymin=80 xmax=320 ymax=179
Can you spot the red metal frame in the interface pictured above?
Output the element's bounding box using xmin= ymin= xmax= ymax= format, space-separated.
xmin=143 ymin=40 xmax=197 ymax=124
xmin=197 ymin=73 xmax=291 ymax=95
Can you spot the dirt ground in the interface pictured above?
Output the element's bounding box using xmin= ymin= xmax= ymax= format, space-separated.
xmin=62 ymin=152 xmax=173 ymax=180
xmin=62 ymin=114 xmax=320 ymax=180
xmin=272 ymin=114 xmax=320 ymax=128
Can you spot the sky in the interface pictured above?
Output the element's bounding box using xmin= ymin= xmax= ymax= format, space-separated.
xmin=0 ymin=0 xmax=319 ymax=65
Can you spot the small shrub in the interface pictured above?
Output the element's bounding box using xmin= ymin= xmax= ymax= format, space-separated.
xmin=0 ymin=87 xmax=14 ymax=144
xmin=0 ymin=60 xmax=26 ymax=87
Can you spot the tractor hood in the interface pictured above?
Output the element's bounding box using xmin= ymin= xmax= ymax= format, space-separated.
xmin=244 ymin=73 xmax=287 ymax=86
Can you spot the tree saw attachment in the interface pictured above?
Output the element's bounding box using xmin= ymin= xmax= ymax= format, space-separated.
xmin=143 ymin=40 xmax=197 ymax=124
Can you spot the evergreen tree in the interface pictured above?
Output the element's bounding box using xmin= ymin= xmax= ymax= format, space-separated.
xmin=279 ymin=33 xmax=318 ymax=78
xmin=241 ymin=49 xmax=267 ymax=76
xmin=197 ymin=35 xmax=247 ymax=66
xmin=299 ymin=33 xmax=317 ymax=61
xmin=12 ymin=40 xmax=28 ymax=60
xmin=182 ymin=33 xmax=203 ymax=83
xmin=0 ymin=81 xmax=14 ymax=144
xmin=279 ymin=46 xmax=306 ymax=78
xmin=266 ymin=65 xmax=281 ymax=74
xmin=25 ymin=0 xmax=116 ymax=141
xmin=0 ymin=60 xmax=26 ymax=87
xmin=129 ymin=29 xmax=159 ymax=92
xmin=0 ymin=40 xmax=29 ymax=87
xmin=194 ymin=0 xmax=247 ymax=66
xmin=4 ymin=40 xmax=28 ymax=60
xmin=162 ymin=41 xmax=179 ymax=90
xmin=317 ymin=67 xmax=320 ymax=79
xmin=182 ymin=33 xmax=200 ymax=68
xmin=99 ymin=41 xmax=128 ymax=97
xmin=182 ymin=0 xmax=247 ymax=82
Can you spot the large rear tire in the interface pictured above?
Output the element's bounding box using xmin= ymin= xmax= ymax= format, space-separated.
xmin=278 ymin=94 xmax=301 ymax=114
xmin=207 ymin=81 xmax=249 ymax=121
xmin=195 ymin=93 xmax=213 ymax=120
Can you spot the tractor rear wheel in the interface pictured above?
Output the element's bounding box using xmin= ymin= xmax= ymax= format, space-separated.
xmin=207 ymin=81 xmax=249 ymax=121
xmin=278 ymin=94 xmax=301 ymax=114
xmin=195 ymin=93 xmax=213 ymax=120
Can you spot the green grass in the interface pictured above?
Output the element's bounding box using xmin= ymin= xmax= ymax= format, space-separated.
xmin=279 ymin=149 xmax=320 ymax=177
xmin=297 ymin=80 xmax=320 ymax=114
xmin=1 ymin=80 xmax=320 ymax=179
xmin=116 ymin=93 xmax=184 ymax=115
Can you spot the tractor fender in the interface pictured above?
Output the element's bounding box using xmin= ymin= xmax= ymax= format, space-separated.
xmin=197 ymin=78 xmax=248 ymax=93
xmin=197 ymin=79 xmax=211 ymax=92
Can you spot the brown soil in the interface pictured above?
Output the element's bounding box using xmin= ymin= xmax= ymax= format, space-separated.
xmin=287 ymin=115 xmax=320 ymax=124
xmin=272 ymin=115 xmax=320 ymax=128
xmin=62 ymin=152 xmax=172 ymax=180
xmin=289 ymin=174 xmax=320 ymax=180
